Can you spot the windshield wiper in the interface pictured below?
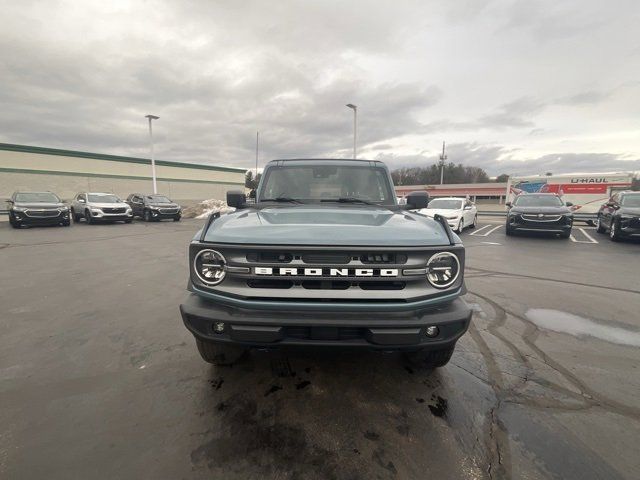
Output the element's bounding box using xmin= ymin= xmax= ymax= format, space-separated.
xmin=260 ymin=197 xmax=304 ymax=204
xmin=321 ymin=197 xmax=376 ymax=205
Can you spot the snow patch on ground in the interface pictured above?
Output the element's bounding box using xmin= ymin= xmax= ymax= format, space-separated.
xmin=181 ymin=199 xmax=235 ymax=219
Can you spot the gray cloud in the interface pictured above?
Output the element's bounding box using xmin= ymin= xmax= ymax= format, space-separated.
xmin=0 ymin=0 xmax=638 ymax=176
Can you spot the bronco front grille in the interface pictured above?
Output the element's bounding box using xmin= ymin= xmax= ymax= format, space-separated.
xmin=191 ymin=243 xmax=465 ymax=303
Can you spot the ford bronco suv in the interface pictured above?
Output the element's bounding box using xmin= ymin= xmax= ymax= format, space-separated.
xmin=180 ymin=159 xmax=472 ymax=368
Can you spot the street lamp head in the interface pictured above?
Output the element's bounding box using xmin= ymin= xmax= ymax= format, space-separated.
xmin=145 ymin=115 xmax=160 ymax=120
xmin=346 ymin=104 xmax=357 ymax=110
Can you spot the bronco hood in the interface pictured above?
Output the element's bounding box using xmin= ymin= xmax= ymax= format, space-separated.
xmin=200 ymin=206 xmax=453 ymax=246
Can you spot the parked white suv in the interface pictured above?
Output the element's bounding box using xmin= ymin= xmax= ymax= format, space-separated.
xmin=417 ymin=197 xmax=477 ymax=233
xmin=70 ymin=192 xmax=133 ymax=224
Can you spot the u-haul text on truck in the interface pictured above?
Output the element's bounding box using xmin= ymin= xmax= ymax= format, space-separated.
xmin=506 ymin=172 xmax=637 ymax=216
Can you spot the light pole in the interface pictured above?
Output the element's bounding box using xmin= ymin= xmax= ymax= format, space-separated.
xmin=439 ymin=141 xmax=447 ymax=185
xmin=145 ymin=114 xmax=160 ymax=194
xmin=255 ymin=131 xmax=259 ymax=183
xmin=346 ymin=104 xmax=357 ymax=159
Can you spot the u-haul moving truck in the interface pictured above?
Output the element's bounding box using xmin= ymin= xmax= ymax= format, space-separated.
xmin=506 ymin=172 xmax=637 ymax=215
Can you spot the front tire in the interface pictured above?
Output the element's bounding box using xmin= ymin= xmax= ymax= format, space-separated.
xmin=195 ymin=339 xmax=247 ymax=365
xmin=505 ymin=224 xmax=514 ymax=236
xmin=404 ymin=345 xmax=455 ymax=369
xmin=143 ymin=209 xmax=152 ymax=222
xmin=71 ymin=208 xmax=80 ymax=223
xmin=85 ymin=210 xmax=93 ymax=224
xmin=470 ymin=215 xmax=478 ymax=229
xmin=560 ymin=230 xmax=571 ymax=239
xmin=610 ymin=218 xmax=622 ymax=242
xmin=173 ymin=216 xmax=181 ymax=222
xmin=596 ymin=215 xmax=606 ymax=234
xmin=456 ymin=218 xmax=464 ymax=233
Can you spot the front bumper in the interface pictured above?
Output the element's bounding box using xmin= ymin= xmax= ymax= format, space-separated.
xmin=12 ymin=211 xmax=69 ymax=225
xmin=619 ymin=217 xmax=640 ymax=237
xmin=180 ymin=294 xmax=472 ymax=350
xmin=89 ymin=210 xmax=133 ymax=221
xmin=149 ymin=209 xmax=181 ymax=219
xmin=508 ymin=215 xmax=572 ymax=233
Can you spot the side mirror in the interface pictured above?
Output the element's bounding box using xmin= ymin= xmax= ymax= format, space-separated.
xmin=505 ymin=202 xmax=512 ymax=208
xmin=78 ymin=198 xmax=86 ymax=203
xmin=405 ymin=191 xmax=429 ymax=210
xmin=226 ymin=190 xmax=246 ymax=208
xmin=464 ymin=205 xmax=472 ymax=210
xmin=565 ymin=201 xmax=573 ymax=207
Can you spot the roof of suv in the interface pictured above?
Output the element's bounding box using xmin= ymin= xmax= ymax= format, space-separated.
xmin=265 ymin=158 xmax=385 ymax=166
xmin=520 ymin=193 xmax=561 ymax=196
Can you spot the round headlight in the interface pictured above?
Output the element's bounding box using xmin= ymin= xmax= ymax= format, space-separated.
xmin=426 ymin=252 xmax=460 ymax=289
xmin=194 ymin=249 xmax=226 ymax=286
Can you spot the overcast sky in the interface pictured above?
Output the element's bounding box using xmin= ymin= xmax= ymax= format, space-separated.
xmin=1 ymin=0 xmax=639 ymax=175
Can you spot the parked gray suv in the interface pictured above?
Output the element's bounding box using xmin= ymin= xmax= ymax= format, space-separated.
xmin=180 ymin=159 xmax=472 ymax=369
xmin=70 ymin=192 xmax=133 ymax=224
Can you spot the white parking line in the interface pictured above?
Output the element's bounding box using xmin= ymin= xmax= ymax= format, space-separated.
xmin=469 ymin=224 xmax=492 ymax=236
xmin=470 ymin=225 xmax=502 ymax=237
xmin=570 ymin=227 xmax=599 ymax=244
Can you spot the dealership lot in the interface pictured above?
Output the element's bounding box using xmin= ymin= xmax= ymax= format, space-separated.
xmin=0 ymin=219 xmax=638 ymax=479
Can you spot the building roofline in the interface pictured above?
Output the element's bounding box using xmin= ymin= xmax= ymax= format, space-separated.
xmin=0 ymin=142 xmax=247 ymax=173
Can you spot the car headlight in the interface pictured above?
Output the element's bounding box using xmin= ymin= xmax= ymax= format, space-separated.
xmin=12 ymin=206 xmax=27 ymax=212
xmin=620 ymin=214 xmax=636 ymax=220
xmin=446 ymin=214 xmax=459 ymax=220
xmin=149 ymin=206 xmax=159 ymax=210
xmin=60 ymin=206 xmax=69 ymax=212
xmin=194 ymin=249 xmax=226 ymax=286
xmin=426 ymin=252 xmax=461 ymax=289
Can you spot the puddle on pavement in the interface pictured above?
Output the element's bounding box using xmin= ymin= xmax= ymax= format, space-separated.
xmin=525 ymin=308 xmax=640 ymax=347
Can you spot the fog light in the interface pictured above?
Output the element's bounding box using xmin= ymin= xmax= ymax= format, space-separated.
xmin=213 ymin=322 xmax=225 ymax=334
xmin=425 ymin=326 xmax=439 ymax=338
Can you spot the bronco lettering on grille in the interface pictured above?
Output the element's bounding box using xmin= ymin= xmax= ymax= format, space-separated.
xmin=254 ymin=267 xmax=399 ymax=277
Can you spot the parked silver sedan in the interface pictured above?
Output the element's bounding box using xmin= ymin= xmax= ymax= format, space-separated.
xmin=70 ymin=192 xmax=133 ymax=224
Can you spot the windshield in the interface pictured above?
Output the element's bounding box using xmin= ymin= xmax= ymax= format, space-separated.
xmin=15 ymin=192 xmax=60 ymax=203
xmin=88 ymin=194 xmax=121 ymax=203
xmin=513 ymin=195 xmax=564 ymax=207
xmin=621 ymin=194 xmax=640 ymax=208
xmin=259 ymin=165 xmax=394 ymax=204
xmin=146 ymin=195 xmax=171 ymax=203
xmin=427 ymin=199 xmax=462 ymax=210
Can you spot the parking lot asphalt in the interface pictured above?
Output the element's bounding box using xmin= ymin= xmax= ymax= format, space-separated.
xmin=1 ymin=218 xmax=639 ymax=479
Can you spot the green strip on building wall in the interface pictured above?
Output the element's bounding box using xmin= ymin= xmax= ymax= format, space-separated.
xmin=0 ymin=143 xmax=247 ymax=174
xmin=0 ymin=167 xmax=245 ymax=186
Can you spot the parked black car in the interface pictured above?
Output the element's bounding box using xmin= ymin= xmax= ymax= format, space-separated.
xmin=596 ymin=191 xmax=640 ymax=241
xmin=505 ymin=193 xmax=573 ymax=238
xmin=126 ymin=193 xmax=182 ymax=222
xmin=7 ymin=191 xmax=70 ymax=228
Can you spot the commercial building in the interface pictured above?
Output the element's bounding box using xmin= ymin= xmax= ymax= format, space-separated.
xmin=395 ymin=182 xmax=508 ymax=204
xmin=0 ymin=143 xmax=246 ymax=203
